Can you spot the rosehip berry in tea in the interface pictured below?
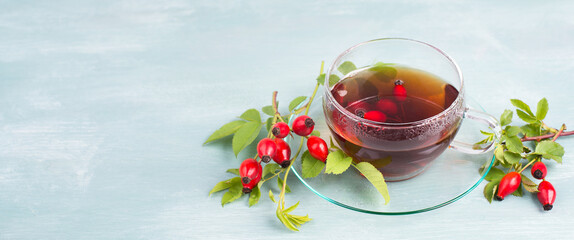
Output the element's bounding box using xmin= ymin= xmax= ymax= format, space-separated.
xmin=307 ymin=136 xmax=329 ymax=162
xmin=273 ymin=138 xmax=292 ymax=168
xmin=327 ymin=65 xmax=460 ymax=180
xmin=537 ymin=180 xmax=556 ymax=211
xmin=239 ymin=158 xmax=262 ymax=193
xmin=272 ymin=122 xmax=290 ymax=139
xmin=257 ymin=138 xmax=277 ymax=163
xmin=292 ymin=115 xmax=315 ymax=136
xmin=496 ymin=172 xmax=521 ymax=201
xmin=531 ymin=162 xmax=547 ymax=180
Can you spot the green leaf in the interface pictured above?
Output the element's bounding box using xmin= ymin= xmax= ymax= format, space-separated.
xmin=510 ymin=99 xmax=534 ymax=116
xmin=269 ymin=190 xmax=276 ymax=203
xmin=505 ymin=126 xmax=521 ymax=137
xmin=494 ymin=145 xmax=505 ymax=164
xmin=338 ymin=61 xmax=357 ymax=75
xmin=263 ymin=163 xmax=282 ymax=179
xmin=240 ymin=108 xmax=261 ymax=123
xmin=209 ymin=177 xmax=241 ymax=196
xmin=505 ymin=136 xmax=523 ymax=153
xmin=276 ymin=208 xmax=298 ymax=232
xmin=511 ymin=184 xmax=523 ymax=197
xmin=354 ymin=162 xmax=390 ymax=204
xmin=536 ymin=98 xmax=549 ymax=120
xmin=328 ymin=74 xmax=340 ymax=87
xmin=521 ymin=123 xmax=541 ymax=137
xmin=535 ymin=141 xmax=565 ymax=163
xmin=370 ymin=64 xmax=397 ymax=82
xmin=301 ymin=150 xmax=325 ymax=178
xmin=221 ymin=177 xmax=243 ymax=206
xmin=521 ymin=174 xmax=538 ymax=193
xmin=499 ymin=109 xmax=513 ymax=126
xmin=483 ymin=167 xmax=505 ymax=181
xmin=248 ymin=185 xmax=261 ymax=207
xmin=204 ymin=120 xmax=247 ymax=144
xmin=516 ymin=109 xmax=537 ymax=124
xmin=232 ymin=121 xmax=263 ymax=157
xmin=503 ymin=151 xmax=522 ymax=164
xmin=283 ymin=201 xmax=299 ymax=214
xmin=277 ymin=176 xmax=291 ymax=193
xmin=226 ymin=168 xmax=239 ymax=176
xmin=484 ymin=180 xmax=500 ymax=203
xmin=262 ymin=105 xmax=275 ymax=116
xmin=316 ymin=73 xmax=326 ymax=85
xmin=289 ymin=96 xmax=307 ymax=112
xmin=480 ymin=130 xmax=494 ymax=136
xmin=265 ymin=117 xmax=274 ymax=132
xmin=310 ymin=130 xmax=320 ymax=137
xmin=325 ymin=150 xmax=353 ymax=175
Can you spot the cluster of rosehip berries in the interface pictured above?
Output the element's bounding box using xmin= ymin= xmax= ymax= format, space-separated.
xmin=348 ymin=80 xmax=406 ymax=123
xmin=239 ymin=115 xmax=329 ymax=194
xmin=495 ymin=161 xmax=556 ymax=211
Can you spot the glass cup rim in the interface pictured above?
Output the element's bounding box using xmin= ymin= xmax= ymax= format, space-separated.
xmin=324 ymin=37 xmax=465 ymax=128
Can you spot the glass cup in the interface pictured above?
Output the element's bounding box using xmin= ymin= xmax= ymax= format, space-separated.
xmin=323 ymin=38 xmax=500 ymax=182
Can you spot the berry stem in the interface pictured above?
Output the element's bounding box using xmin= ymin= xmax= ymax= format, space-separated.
xmin=518 ymin=156 xmax=539 ymax=174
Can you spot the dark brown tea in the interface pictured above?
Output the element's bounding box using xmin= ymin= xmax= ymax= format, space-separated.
xmin=326 ymin=64 xmax=461 ymax=181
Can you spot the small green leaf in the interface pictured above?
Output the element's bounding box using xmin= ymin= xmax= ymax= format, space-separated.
xmin=511 ymin=184 xmax=523 ymax=197
xmin=325 ymin=150 xmax=353 ymax=175
xmin=265 ymin=117 xmax=274 ymax=132
xmin=226 ymin=168 xmax=239 ymax=176
xmin=328 ymin=74 xmax=340 ymax=87
xmin=516 ymin=109 xmax=537 ymax=124
xmin=249 ymin=185 xmax=261 ymax=207
xmin=269 ymin=190 xmax=276 ymax=203
xmin=535 ymin=141 xmax=565 ymax=163
xmin=301 ymin=150 xmax=325 ymax=178
xmin=338 ymin=61 xmax=357 ymax=75
xmin=354 ymin=162 xmax=390 ymax=204
xmin=289 ymin=96 xmax=307 ymax=112
xmin=505 ymin=136 xmax=523 ymax=153
xmin=536 ymin=98 xmax=549 ymax=120
xmin=494 ymin=145 xmax=505 ymax=164
xmin=521 ymin=174 xmax=538 ymax=193
xmin=510 ymin=99 xmax=534 ymax=116
xmin=262 ymin=105 xmax=275 ymax=116
xmin=483 ymin=167 xmax=505 ymax=181
xmin=499 ymin=109 xmax=513 ymax=126
xmin=283 ymin=201 xmax=299 ymax=214
xmin=276 ymin=208 xmax=298 ymax=232
xmin=370 ymin=65 xmax=397 ymax=82
xmin=232 ymin=121 xmax=263 ymax=157
xmin=503 ymin=151 xmax=522 ymax=164
xmin=316 ymin=73 xmax=325 ymax=85
xmin=521 ymin=123 xmax=541 ymax=137
xmin=240 ymin=109 xmax=261 ymax=123
xmin=480 ymin=130 xmax=494 ymax=136
xmin=310 ymin=130 xmax=320 ymax=137
xmin=505 ymin=126 xmax=521 ymax=137
xmin=204 ymin=120 xmax=247 ymax=144
xmin=277 ymin=176 xmax=291 ymax=193
xmin=221 ymin=177 xmax=243 ymax=206
xmin=484 ymin=180 xmax=500 ymax=203
xmin=263 ymin=163 xmax=282 ymax=179
xmin=209 ymin=177 xmax=241 ymax=196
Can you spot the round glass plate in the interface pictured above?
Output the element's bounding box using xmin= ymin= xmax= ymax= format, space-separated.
xmin=289 ymin=94 xmax=495 ymax=215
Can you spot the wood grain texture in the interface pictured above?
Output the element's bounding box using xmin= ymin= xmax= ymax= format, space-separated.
xmin=1 ymin=0 xmax=574 ymax=239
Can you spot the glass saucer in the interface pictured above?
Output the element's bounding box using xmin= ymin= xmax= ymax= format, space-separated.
xmin=289 ymin=95 xmax=495 ymax=215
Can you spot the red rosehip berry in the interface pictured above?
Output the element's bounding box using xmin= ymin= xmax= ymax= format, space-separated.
xmin=537 ymin=180 xmax=556 ymax=211
xmin=376 ymin=99 xmax=398 ymax=115
xmin=257 ymin=138 xmax=277 ymax=163
xmin=531 ymin=161 xmax=547 ymax=180
xmin=307 ymin=136 xmax=329 ymax=162
xmin=239 ymin=158 xmax=262 ymax=193
xmin=272 ymin=122 xmax=290 ymax=138
xmin=292 ymin=115 xmax=315 ymax=136
xmin=273 ymin=138 xmax=292 ymax=168
xmin=393 ymin=80 xmax=407 ymax=102
xmin=495 ymin=172 xmax=521 ymax=201
xmin=363 ymin=110 xmax=387 ymax=122
xmin=347 ymin=100 xmax=371 ymax=117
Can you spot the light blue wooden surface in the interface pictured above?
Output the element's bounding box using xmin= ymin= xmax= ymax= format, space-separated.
xmin=1 ymin=1 xmax=574 ymax=239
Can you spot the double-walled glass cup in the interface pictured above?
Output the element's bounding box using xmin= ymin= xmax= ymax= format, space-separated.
xmin=323 ymin=38 xmax=499 ymax=182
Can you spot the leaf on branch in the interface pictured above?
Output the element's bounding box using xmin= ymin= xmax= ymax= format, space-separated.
xmin=220 ymin=177 xmax=244 ymax=206
xmin=262 ymin=105 xmax=275 ymax=116
xmin=516 ymin=109 xmax=537 ymax=124
xmin=232 ymin=121 xmax=263 ymax=157
xmin=503 ymin=151 xmax=522 ymax=164
xmin=269 ymin=190 xmax=276 ymax=203
xmin=536 ymin=98 xmax=549 ymax=121
xmin=535 ymin=141 xmax=565 ymax=163
xmin=277 ymin=176 xmax=291 ymax=193
xmin=263 ymin=163 xmax=282 ymax=179
xmin=510 ymin=99 xmax=534 ymax=116
xmin=209 ymin=177 xmax=241 ymax=196
xmin=521 ymin=174 xmax=538 ymax=193
xmin=204 ymin=120 xmax=247 ymax=144
xmin=248 ymin=185 xmax=261 ymax=207
xmin=289 ymin=96 xmax=307 ymax=112
xmin=316 ymin=73 xmax=326 ymax=85
xmin=325 ymin=150 xmax=353 ymax=175
xmin=354 ymin=162 xmax=390 ymax=204
xmin=484 ymin=180 xmax=500 ymax=203
xmin=338 ymin=61 xmax=357 ymax=75
xmin=328 ymin=74 xmax=340 ymax=87
xmin=499 ymin=109 xmax=513 ymax=126
xmin=505 ymin=136 xmax=523 ymax=153
xmin=226 ymin=168 xmax=239 ymax=176
xmin=301 ymin=150 xmax=325 ymax=178
xmin=505 ymin=126 xmax=521 ymax=137
xmin=276 ymin=202 xmax=312 ymax=231
xmin=240 ymin=108 xmax=261 ymax=123
xmin=521 ymin=123 xmax=542 ymax=137
xmin=483 ymin=167 xmax=505 ymax=182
